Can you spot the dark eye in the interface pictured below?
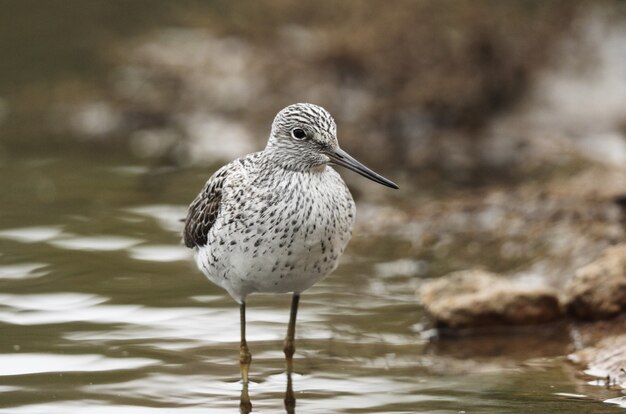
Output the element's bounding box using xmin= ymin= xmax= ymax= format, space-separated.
xmin=291 ymin=128 xmax=307 ymax=140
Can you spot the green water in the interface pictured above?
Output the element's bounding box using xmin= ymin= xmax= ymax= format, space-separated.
xmin=0 ymin=146 xmax=623 ymax=413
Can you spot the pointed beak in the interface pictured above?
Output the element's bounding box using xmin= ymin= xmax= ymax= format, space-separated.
xmin=326 ymin=147 xmax=399 ymax=189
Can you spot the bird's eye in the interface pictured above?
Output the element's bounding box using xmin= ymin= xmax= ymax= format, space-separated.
xmin=291 ymin=128 xmax=307 ymax=140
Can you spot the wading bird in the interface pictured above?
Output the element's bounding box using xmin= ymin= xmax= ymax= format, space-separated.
xmin=183 ymin=103 xmax=398 ymax=391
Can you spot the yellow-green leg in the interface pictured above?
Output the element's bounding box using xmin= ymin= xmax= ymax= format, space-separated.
xmin=283 ymin=294 xmax=300 ymax=373
xmin=240 ymin=301 xmax=252 ymax=382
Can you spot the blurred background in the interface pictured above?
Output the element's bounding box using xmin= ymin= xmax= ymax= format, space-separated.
xmin=1 ymin=1 xmax=626 ymax=413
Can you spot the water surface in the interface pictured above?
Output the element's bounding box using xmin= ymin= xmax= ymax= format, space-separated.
xmin=0 ymin=147 xmax=624 ymax=413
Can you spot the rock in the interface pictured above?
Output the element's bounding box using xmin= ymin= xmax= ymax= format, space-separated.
xmin=569 ymin=315 xmax=626 ymax=389
xmin=419 ymin=270 xmax=562 ymax=329
xmin=582 ymin=335 xmax=626 ymax=389
xmin=564 ymin=244 xmax=626 ymax=320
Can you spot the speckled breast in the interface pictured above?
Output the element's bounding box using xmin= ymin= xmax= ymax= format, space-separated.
xmin=196 ymin=166 xmax=355 ymax=301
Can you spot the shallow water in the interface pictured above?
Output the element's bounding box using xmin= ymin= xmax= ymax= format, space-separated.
xmin=0 ymin=146 xmax=623 ymax=413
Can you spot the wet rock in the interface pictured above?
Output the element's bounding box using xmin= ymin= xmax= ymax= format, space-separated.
xmin=569 ymin=315 xmax=626 ymax=389
xmin=419 ymin=270 xmax=562 ymax=329
xmin=564 ymin=244 xmax=626 ymax=320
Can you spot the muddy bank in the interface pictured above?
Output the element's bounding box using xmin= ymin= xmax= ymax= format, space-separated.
xmin=359 ymin=164 xmax=625 ymax=279
xmin=418 ymin=242 xmax=626 ymax=392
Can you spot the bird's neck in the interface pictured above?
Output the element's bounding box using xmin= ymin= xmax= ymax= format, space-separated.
xmin=262 ymin=146 xmax=326 ymax=174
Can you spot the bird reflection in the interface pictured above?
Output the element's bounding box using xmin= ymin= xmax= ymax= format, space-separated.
xmin=239 ymin=380 xmax=252 ymax=414
xmin=284 ymin=368 xmax=296 ymax=414
xmin=238 ymin=364 xmax=297 ymax=413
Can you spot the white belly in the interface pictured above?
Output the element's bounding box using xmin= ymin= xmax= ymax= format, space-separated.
xmin=195 ymin=168 xmax=355 ymax=303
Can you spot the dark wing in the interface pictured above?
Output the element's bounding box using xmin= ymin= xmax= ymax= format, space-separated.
xmin=183 ymin=167 xmax=230 ymax=248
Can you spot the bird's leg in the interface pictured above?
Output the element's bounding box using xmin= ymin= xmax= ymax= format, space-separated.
xmin=239 ymin=301 xmax=252 ymax=384
xmin=283 ymin=294 xmax=299 ymax=413
xmin=283 ymin=294 xmax=300 ymax=373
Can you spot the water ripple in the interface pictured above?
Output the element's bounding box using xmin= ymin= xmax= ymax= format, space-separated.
xmin=48 ymin=235 xmax=143 ymax=251
xmin=0 ymin=226 xmax=63 ymax=243
xmin=63 ymin=306 xmax=331 ymax=348
xmin=128 ymin=245 xmax=191 ymax=262
xmin=0 ymin=263 xmax=48 ymax=279
xmin=125 ymin=205 xmax=187 ymax=233
xmin=0 ymin=293 xmax=106 ymax=311
xmin=0 ymin=293 xmax=329 ymax=347
xmin=4 ymin=403 xmax=228 ymax=414
xmin=0 ymin=353 xmax=157 ymax=376
xmin=605 ymin=396 xmax=626 ymax=408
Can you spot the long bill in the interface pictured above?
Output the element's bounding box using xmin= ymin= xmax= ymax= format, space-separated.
xmin=326 ymin=147 xmax=399 ymax=189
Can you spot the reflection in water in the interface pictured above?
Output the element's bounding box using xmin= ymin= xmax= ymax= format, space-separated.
xmin=0 ymin=353 xmax=156 ymax=376
xmin=0 ymin=263 xmax=48 ymax=279
xmin=0 ymin=226 xmax=63 ymax=243
xmin=128 ymin=244 xmax=190 ymax=262
xmin=48 ymin=235 xmax=143 ymax=251
xmin=284 ymin=369 xmax=296 ymax=414
xmin=239 ymin=380 xmax=252 ymax=414
xmin=125 ymin=205 xmax=189 ymax=233
xmin=239 ymin=294 xmax=299 ymax=413
xmin=239 ymin=367 xmax=297 ymax=413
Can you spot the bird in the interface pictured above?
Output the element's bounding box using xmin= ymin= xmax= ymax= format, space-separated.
xmin=182 ymin=103 xmax=398 ymax=387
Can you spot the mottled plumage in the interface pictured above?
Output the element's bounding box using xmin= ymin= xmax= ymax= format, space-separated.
xmin=183 ymin=167 xmax=227 ymax=248
xmin=183 ymin=103 xmax=398 ymax=390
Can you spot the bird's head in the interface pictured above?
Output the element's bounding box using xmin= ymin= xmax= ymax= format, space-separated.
xmin=267 ymin=103 xmax=398 ymax=189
